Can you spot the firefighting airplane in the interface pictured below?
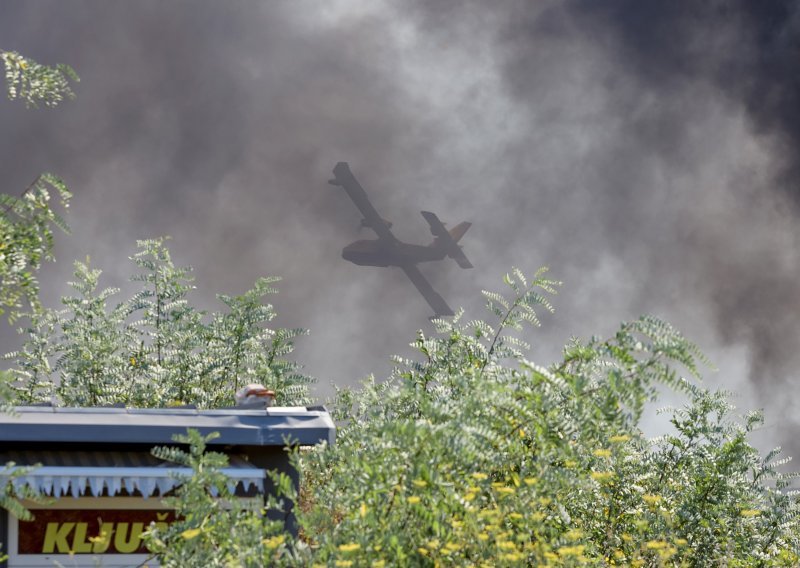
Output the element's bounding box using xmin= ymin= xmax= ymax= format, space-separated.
xmin=328 ymin=162 xmax=472 ymax=317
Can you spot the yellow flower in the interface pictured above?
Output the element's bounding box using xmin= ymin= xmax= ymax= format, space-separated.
xmin=88 ymin=530 xmax=109 ymax=544
xmin=359 ymin=502 xmax=368 ymax=518
xmin=335 ymin=561 xmax=353 ymax=568
xmin=407 ymin=496 xmax=421 ymax=504
xmin=426 ymin=539 xmax=440 ymax=550
xmin=472 ymin=472 xmax=488 ymax=481
xmin=675 ymin=538 xmax=688 ymax=546
xmin=564 ymin=529 xmax=583 ymax=541
xmin=372 ymin=561 xmax=386 ymax=568
xmin=590 ymin=471 xmax=615 ymax=483
xmin=464 ymin=492 xmax=476 ymax=502
xmin=417 ymin=547 xmax=429 ymax=556
xmin=558 ymin=545 xmax=586 ymax=556
xmin=497 ymin=540 xmax=516 ymax=550
xmin=180 ymin=528 xmax=201 ymax=540
xmin=477 ymin=533 xmax=490 ymax=541
xmin=412 ymin=479 xmax=428 ymax=488
xmin=609 ymin=434 xmax=630 ymax=443
xmin=740 ymin=509 xmax=761 ymax=517
xmin=495 ymin=486 xmax=515 ymax=495
xmin=500 ymin=552 xmax=524 ymax=561
xmin=642 ymin=494 xmax=662 ymax=506
xmin=523 ymin=477 xmax=538 ymax=486
xmin=508 ymin=513 xmax=523 ymax=520
xmin=338 ymin=543 xmax=361 ymax=553
xmin=593 ymin=448 xmax=612 ymax=458
xmin=645 ymin=540 xmax=668 ymax=550
xmin=531 ymin=512 xmax=546 ymax=522
xmin=564 ymin=460 xmax=578 ymax=468
xmin=262 ymin=535 xmax=285 ymax=549
xmin=444 ymin=542 xmax=461 ymax=553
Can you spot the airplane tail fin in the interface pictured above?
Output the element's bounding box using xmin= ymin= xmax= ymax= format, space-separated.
xmin=421 ymin=211 xmax=473 ymax=269
xmin=447 ymin=221 xmax=471 ymax=244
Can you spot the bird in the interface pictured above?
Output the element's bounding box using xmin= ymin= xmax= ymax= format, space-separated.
xmin=234 ymin=383 xmax=276 ymax=408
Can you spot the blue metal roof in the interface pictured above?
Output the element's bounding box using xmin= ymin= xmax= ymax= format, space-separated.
xmin=0 ymin=406 xmax=335 ymax=447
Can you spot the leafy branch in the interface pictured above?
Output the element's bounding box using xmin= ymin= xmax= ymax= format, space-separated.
xmin=1 ymin=51 xmax=78 ymax=108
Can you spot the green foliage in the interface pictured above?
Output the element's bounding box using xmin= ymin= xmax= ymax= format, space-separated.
xmin=291 ymin=268 xmax=800 ymax=566
xmin=0 ymin=49 xmax=78 ymax=558
xmin=140 ymin=267 xmax=800 ymax=566
xmin=4 ymin=231 xmax=800 ymax=566
xmin=142 ymin=430 xmax=300 ymax=567
xmin=1 ymin=50 xmax=78 ymax=108
xmin=0 ymin=463 xmax=48 ymax=523
xmin=5 ymin=238 xmax=314 ymax=408
xmin=0 ymin=174 xmax=71 ymax=323
xmin=0 ymin=372 xmax=15 ymax=413
xmin=0 ymin=458 xmax=51 ymax=563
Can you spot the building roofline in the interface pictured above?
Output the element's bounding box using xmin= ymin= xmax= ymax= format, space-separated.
xmin=0 ymin=406 xmax=335 ymax=447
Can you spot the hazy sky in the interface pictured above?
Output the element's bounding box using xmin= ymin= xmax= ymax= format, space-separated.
xmin=2 ymin=1 xmax=800 ymax=452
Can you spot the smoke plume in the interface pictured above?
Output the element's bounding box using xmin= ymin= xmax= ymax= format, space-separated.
xmin=2 ymin=1 xmax=800 ymax=453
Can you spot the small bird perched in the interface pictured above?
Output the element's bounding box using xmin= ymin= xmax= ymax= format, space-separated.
xmin=235 ymin=383 xmax=276 ymax=408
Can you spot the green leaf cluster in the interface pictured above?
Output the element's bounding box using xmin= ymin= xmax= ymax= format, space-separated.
xmin=4 ymin=238 xmax=313 ymax=408
xmin=141 ymin=430 xmax=300 ymax=567
xmin=0 ymin=174 xmax=71 ymax=323
xmin=0 ymin=458 xmax=51 ymax=563
xmin=1 ymin=51 xmax=78 ymax=108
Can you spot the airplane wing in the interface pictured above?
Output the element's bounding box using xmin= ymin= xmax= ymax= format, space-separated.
xmin=401 ymin=264 xmax=454 ymax=316
xmin=329 ymin=162 xmax=398 ymax=245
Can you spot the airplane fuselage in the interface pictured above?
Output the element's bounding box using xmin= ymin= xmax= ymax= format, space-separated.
xmin=342 ymin=239 xmax=444 ymax=267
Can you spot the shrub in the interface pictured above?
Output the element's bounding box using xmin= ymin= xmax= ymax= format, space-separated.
xmin=4 ymin=238 xmax=313 ymax=408
xmin=151 ymin=267 xmax=800 ymax=566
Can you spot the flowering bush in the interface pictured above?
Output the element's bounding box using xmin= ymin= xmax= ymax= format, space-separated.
xmin=148 ymin=267 xmax=800 ymax=566
xmin=2 ymin=217 xmax=798 ymax=564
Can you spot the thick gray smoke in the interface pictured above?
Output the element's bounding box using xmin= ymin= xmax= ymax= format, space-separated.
xmin=2 ymin=1 xmax=799 ymax=452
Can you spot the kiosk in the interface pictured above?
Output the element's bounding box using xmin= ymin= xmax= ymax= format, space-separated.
xmin=0 ymin=405 xmax=334 ymax=567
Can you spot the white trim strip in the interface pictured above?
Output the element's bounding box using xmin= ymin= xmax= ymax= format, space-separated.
xmin=3 ymin=466 xmax=265 ymax=498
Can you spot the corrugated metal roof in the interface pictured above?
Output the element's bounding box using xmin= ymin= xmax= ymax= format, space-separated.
xmin=0 ymin=450 xmax=264 ymax=498
xmin=0 ymin=406 xmax=335 ymax=446
xmin=0 ymin=450 xmax=254 ymax=468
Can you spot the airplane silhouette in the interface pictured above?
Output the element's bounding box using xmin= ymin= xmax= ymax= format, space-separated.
xmin=329 ymin=162 xmax=472 ymax=317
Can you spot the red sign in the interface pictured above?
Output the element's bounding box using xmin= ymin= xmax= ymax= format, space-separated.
xmin=18 ymin=510 xmax=176 ymax=555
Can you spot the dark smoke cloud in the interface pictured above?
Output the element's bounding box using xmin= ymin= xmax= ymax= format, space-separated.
xmin=2 ymin=1 xmax=800 ymax=453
